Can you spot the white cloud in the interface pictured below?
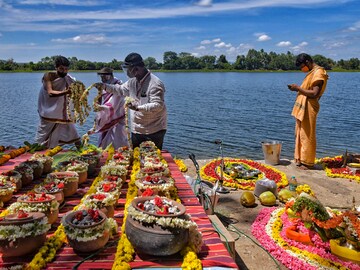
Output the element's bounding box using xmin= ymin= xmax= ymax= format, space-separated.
xmin=196 ymin=45 xmax=206 ymax=50
xmin=291 ymin=41 xmax=308 ymax=52
xmin=200 ymin=39 xmax=212 ymax=45
xmin=277 ymin=41 xmax=291 ymax=47
xmin=212 ymin=38 xmax=221 ymax=43
xmin=214 ymin=42 xmax=232 ymax=48
xmin=51 ymin=34 xmax=110 ymax=44
xmin=257 ymin=34 xmax=271 ymax=41
xmin=19 ymin=0 xmax=102 ymax=6
xmin=195 ymin=0 xmax=212 ymax=7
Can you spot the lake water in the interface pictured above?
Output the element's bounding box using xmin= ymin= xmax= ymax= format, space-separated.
xmin=0 ymin=72 xmax=359 ymax=160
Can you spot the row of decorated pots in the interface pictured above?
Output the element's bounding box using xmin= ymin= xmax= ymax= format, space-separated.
xmin=0 ymin=154 xmax=54 ymax=206
xmin=59 ymin=147 xmax=132 ymax=253
xmin=0 ymin=150 xmax=104 ymax=257
xmin=125 ymin=142 xmax=202 ymax=256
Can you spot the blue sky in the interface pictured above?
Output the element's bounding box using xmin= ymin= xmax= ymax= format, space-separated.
xmin=0 ymin=0 xmax=359 ymax=63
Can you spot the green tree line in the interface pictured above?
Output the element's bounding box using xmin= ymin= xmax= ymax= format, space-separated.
xmin=1 ymin=49 xmax=360 ymax=71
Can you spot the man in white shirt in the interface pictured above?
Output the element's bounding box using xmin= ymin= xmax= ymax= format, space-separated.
xmin=96 ymin=53 xmax=167 ymax=149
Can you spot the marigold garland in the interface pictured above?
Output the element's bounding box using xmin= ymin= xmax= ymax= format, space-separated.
xmin=317 ymin=155 xmax=360 ymax=184
xmin=200 ymin=158 xmax=288 ymax=190
xmin=111 ymin=148 xmax=202 ymax=270
xmin=24 ymin=148 xmax=111 ymax=269
xmin=174 ymin=158 xmax=188 ymax=172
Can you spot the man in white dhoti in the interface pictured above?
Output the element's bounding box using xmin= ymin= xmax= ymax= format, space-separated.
xmin=89 ymin=67 xmax=129 ymax=149
xmin=35 ymin=56 xmax=81 ymax=149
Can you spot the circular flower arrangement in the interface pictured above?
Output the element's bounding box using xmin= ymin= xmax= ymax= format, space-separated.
xmin=57 ymin=160 xmax=88 ymax=184
xmin=317 ymin=156 xmax=360 ymax=184
xmin=46 ymin=171 xmax=79 ymax=197
xmin=200 ymin=158 xmax=288 ymax=190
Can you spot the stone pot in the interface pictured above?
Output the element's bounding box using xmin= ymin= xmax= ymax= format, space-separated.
xmin=125 ymin=196 xmax=189 ymax=256
xmin=17 ymin=193 xmax=59 ymax=224
xmin=47 ymin=171 xmax=79 ymax=197
xmin=63 ymin=210 xmax=109 ymax=253
xmin=14 ymin=163 xmax=34 ymax=186
xmin=0 ymin=212 xmax=48 ymax=257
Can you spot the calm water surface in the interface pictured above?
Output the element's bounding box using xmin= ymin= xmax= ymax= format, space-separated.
xmin=0 ymin=72 xmax=359 ymax=160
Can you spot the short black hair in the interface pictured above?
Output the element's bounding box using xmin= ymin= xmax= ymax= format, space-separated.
xmin=295 ymin=53 xmax=313 ymax=67
xmin=123 ymin=53 xmax=144 ymax=67
xmin=55 ymin=56 xmax=70 ymax=68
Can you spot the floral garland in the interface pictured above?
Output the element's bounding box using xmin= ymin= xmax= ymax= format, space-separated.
xmin=317 ymin=155 xmax=360 ymax=184
xmin=135 ymin=177 xmax=175 ymax=193
xmin=67 ymin=81 xmax=91 ymax=125
xmin=25 ymin=148 xmax=112 ymax=269
xmin=200 ymin=158 xmax=288 ymax=190
xmin=174 ymin=158 xmax=188 ymax=172
xmin=251 ymin=207 xmax=360 ymax=269
xmin=0 ymin=217 xmax=50 ymax=242
xmin=111 ymin=147 xmax=202 ymax=270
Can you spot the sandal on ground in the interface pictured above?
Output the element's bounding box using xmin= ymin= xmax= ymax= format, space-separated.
xmin=298 ymin=164 xmax=314 ymax=170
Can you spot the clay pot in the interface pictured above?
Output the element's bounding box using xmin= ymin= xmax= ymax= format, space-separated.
xmin=0 ymin=184 xmax=14 ymax=203
xmin=77 ymin=170 xmax=88 ymax=184
xmin=1 ymin=170 xmax=22 ymax=192
xmin=100 ymin=205 xmax=114 ymax=218
xmin=34 ymin=186 xmax=64 ymax=205
xmin=82 ymin=193 xmax=116 ymax=218
xmin=125 ymin=196 xmax=189 ymax=256
xmin=0 ymin=212 xmax=49 ymax=257
xmin=63 ymin=210 xmax=109 ymax=253
xmin=17 ymin=194 xmax=59 ymax=224
xmin=135 ymin=176 xmax=174 ymax=197
xmin=14 ymin=163 xmax=33 ymax=186
xmin=77 ymin=153 xmax=100 ymax=177
xmin=22 ymin=160 xmax=44 ymax=179
xmin=47 ymin=171 xmax=79 ymax=197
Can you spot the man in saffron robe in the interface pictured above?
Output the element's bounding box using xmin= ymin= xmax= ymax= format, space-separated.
xmin=89 ymin=67 xmax=129 ymax=149
xmin=35 ymin=56 xmax=81 ymax=149
xmin=288 ymin=53 xmax=329 ymax=169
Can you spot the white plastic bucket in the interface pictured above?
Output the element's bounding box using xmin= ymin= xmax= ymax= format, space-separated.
xmin=261 ymin=141 xmax=282 ymax=165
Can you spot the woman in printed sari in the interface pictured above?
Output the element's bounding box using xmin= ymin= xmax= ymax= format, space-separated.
xmin=288 ymin=53 xmax=329 ymax=169
xmin=88 ymin=67 xmax=129 ymax=149
xmin=35 ymin=56 xmax=81 ymax=149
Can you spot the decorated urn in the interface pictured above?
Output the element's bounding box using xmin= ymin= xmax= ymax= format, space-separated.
xmin=30 ymin=153 xmax=53 ymax=174
xmin=34 ymin=181 xmax=65 ymax=205
xmin=62 ymin=209 xmax=112 ymax=253
xmin=57 ymin=160 xmax=88 ymax=184
xmin=125 ymin=196 xmax=191 ymax=256
xmin=0 ymin=180 xmax=15 ymax=204
xmin=0 ymin=211 xmax=50 ymax=257
xmin=22 ymin=160 xmax=44 ymax=179
xmin=135 ymin=175 xmax=175 ymax=197
xmin=81 ymin=192 xmax=117 ymax=218
xmin=15 ymin=192 xmax=59 ymax=224
xmin=13 ymin=163 xmax=34 ymax=186
xmin=1 ymin=170 xmax=22 ymax=192
xmin=46 ymin=171 xmax=79 ymax=197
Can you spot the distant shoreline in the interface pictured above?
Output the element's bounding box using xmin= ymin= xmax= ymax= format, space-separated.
xmin=1 ymin=69 xmax=360 ymax=73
